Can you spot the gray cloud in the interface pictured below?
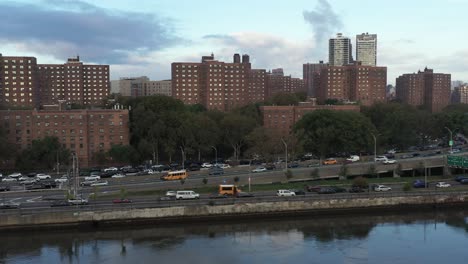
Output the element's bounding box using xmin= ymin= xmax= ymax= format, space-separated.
xmin=0 ymin=0 xmax=181 ymax=64
xmin=303 ymin=0 xmax=343 ymax=46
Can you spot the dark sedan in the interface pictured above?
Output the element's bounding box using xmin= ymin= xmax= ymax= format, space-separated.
xmin=290 ymin=189 xmax=306 ymax=195
xmin=318 ymin=188 xmax=337 ymax=194
xmin=329 ymin=186 xmax=347 ymax=193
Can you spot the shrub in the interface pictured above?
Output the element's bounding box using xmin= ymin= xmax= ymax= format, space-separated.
xmin=352 ymin=176 xmax=369 ymax=189
xmin=403 ymin=182 xmax=412 ymax=192
xmin=285 ymin=169 xmax=293 ymax=180
xmin=202 ymin=178 xmax=208 ymax=185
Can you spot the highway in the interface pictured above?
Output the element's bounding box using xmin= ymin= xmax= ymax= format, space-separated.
xmin=0 ymin=151 xmax=466 ymax=212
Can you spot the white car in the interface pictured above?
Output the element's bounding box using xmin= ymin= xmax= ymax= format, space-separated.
xmin=383 ymin=159 xmax=397 ymax=164
xmin=201 ymin=163 xmax=213 ymax=168
xmin=111 ymin=173 xmax=126 ymax=178
xmin=80 ymin=180 xmax=97 ymax=187
xmin=55 ymin=176 xmax=68 ymax=183
xmin=85 ymin=175 xmax=100 ymax=181
xmin=176 ymin=190 xmax=199 ymax=200
xmin=21 ymin=178 xmax=37 ymax=185
xmin=2 ymin=177 xmax=17 ymax=182
xmin=68 ymin=198 xmax=88 ymax=205
xmin=252 ymin=167 xmax=267 ymax=173
xmin=166 ymin=190 xmax=177 ymax=197
xmin=90 ymin=181 xmax=108 ymax=187
xmin=374 ymin=156 xmax=388 ymax=162
xmin=18 ymin=175 xmax=31 ymax=181
xmin=277 ymin=190 xmax=296 ymax=197
xmin=8 ymin=172 xmax=22 ymax=178
xmin=36 ymin=174 xmax=51 ymax=180
xmin=217 ymin=164 xmax=231 ymax=169
xmin=374 ymin=185 xmax=392 ymax=192
xmin=104 ymin=167 xmax=118 ymax=172
xmin=435 ymin=182 xmax=451 ymax=188
xmin=346 ymin=155 xmax=360 ymax=162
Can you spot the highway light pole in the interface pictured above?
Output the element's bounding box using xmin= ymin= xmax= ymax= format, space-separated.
xmin=180 ymin=146 xmax=185 ymax=170
xmin=281 ymin=138 xmax=288 ymax=171
xmin=371 ymin=133 xmax=377 ymax=163
xmin=445 ymin=127 xmax=453 ymax=153
xmin=211 ymin=146 xmax=218 ymax=165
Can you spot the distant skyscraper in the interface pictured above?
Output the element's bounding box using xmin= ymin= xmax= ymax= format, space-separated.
xmin=356 ymin=33 xmax=377 ymax=66
xmin=329 ymin=33 xmax=352 ymax=66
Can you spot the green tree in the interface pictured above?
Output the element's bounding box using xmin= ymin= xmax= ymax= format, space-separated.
xmin=294 ymin=110 xmax=376 ymax=158
xmin=266 ymin=92 xmax=301 ymax=106
xmin=108 ymin=145 xmax=140 ymax=165
xmin=16 ymin=136 xmax=70 ymax=170
xmin=403 ymin=182 xmax=412 ymax=192
xmin=221 ymin=113 xmax=256 ymax=160
xmin=352 ymin=176 xmax=369 ymax=189
xmin=202 ymin=178 xmax=208 ymax=185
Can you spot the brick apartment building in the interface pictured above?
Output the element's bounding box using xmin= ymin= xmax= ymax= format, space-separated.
xmin=452 ymin=85 xmax=468 ymax=104
xmin=260 ymin=102 xmax=361 ymax=136
xmin=112 ymin=76 xmax=172 ymax=97
xmin=172 ymin=54 xmax=304 ymax=111
xmin=303 ymin=61 xmax=328 ymax=97
xmin=315 ymin=63 xmax=387 ymax=106
xmin=0 ymin=109 xmax=129 ymax=168
xmin=0 ymin=55 xmax=39 ymax=108
xmin=0 ymin=54 xmax=110 ymax=108
xmin=396 ymin=68 xmax=451 ymax=112
xmin=266 ymin=69 xmax=306 ymax=99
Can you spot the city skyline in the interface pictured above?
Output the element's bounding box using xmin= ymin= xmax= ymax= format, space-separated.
xmin=1 ymin=0 xmax=467 ymax=84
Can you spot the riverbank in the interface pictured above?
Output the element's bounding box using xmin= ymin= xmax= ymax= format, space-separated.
xmin=1 ymin=192 xmax=468 ymax=232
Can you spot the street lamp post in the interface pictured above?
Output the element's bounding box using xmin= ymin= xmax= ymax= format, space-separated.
xmin=371 ymin=133 xmax=377 ymax=163
xmin=445 ymin=127 xmax=453 ymax=153
xmin=281 ymin=138 xmax=288 ymax=171
xmin=180 ymin=146 xmax=185 ymax=170
xmin=211 ymin=146 xmax=218 ymax=166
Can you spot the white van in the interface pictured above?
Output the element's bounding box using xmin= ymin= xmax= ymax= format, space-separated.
xmin=176 ymin=190 xmax=200 ymax=200
xmin=277 ymin=189 xmax=296 ymax=197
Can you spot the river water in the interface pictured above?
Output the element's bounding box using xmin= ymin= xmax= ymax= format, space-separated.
xmin=1 ymin=209 xmax=468 ymax=264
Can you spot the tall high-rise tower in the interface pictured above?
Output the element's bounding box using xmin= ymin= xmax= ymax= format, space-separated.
xmin=329 ymin=33 xmax=352 ymax=66
xmin=356 ymin=33 xmax=377 ymax=66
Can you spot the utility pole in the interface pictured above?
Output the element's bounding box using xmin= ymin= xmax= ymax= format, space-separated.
xmin=371 ymin=133 xmax=377 ymax=163
xmin=180 ymin=146 xmax=185 ymax=170
xmin=445 ymin=127 xmax=453 ymax=153
xmin=211 ymin=146 xmax=218 ymax=165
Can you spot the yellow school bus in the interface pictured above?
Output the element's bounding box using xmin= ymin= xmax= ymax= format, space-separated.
xmin=218 ymin=184 xmax=241 ymax=196
xmin=160 ymin=170 xmax=189 ymax=181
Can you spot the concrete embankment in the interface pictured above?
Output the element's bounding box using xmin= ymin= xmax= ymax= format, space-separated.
xmin=1 ymin=194 xmax=468 ymax=231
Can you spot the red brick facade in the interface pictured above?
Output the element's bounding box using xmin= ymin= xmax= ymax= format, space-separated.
xmin=0 ymin=109 xmax=129 ymax=167
xmin=396 ymin=68 xmax=451 ymax=112
xmin=260 ymin=104 xmax=361 ymax=136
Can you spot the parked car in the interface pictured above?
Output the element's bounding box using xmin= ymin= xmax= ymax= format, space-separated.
xmin=25 ymin=183 xmax=45 ymax=190
xmin=85 ymin=175 xmax=101 ymax=181
xmin=460 ymin=179 xmax=468 ymax=185
xmin=217 ymin=164 xmax=231 ymax=169
xmin=400 ymin=154 xmax=413 ymax=159
xmin=8 ymin=172 xmax=22 ymax=178
xmin=346 ymin=155 xmax=360 ymax=163
xmin=413 ymin=180 xmax=428 ymax=188
xmin=252 ymin=167 xmax=267 ymax=173
xmin=165 ymin=191 xmax=177 ymax=197
xmin=2 ymin=177 xmax=16 ymax=182
xmin=111 ymin=173 xmax=126 ymax=179
xmin=323 ymin=158 xmax=338 ymax=165
xmin=18 ymin=175 xmax=31 ymax=181
xmin=104 ymin=167 xmax=118 ymax=172
xmin=21 ymin=178 xmax=38 ymax=185
xmin=290 ymin=189 xmax=306 ymax=195
xmin=307 ymin=162 xmax=320 ymax=167
xmin=277 ymin=189 xmax=296 ymax=197
xmin=188 ymin=164 xmax=201 ymax=171
xmin=435 ymin=182 xmax=451 ymax=188
xmin=265 ymin=164 xmax=276 ymax=170
xmin=36 ymin=174 xmax=51 ymax=180
xmin=374 ymin=185 xmax=392 ymax=191
xmin=386 ymin=149 xmax=397 ymax=154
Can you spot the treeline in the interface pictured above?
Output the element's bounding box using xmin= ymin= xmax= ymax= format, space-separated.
xmin=3 ymin=94 xmax=467 ymax=169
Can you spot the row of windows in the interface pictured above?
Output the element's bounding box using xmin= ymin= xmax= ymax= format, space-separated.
xmin=2 ymin=59 xmax=32 ymax=63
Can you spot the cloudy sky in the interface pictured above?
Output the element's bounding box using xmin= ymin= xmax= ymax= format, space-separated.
xmin=2 ymin=0 xmax=467 ymax=84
